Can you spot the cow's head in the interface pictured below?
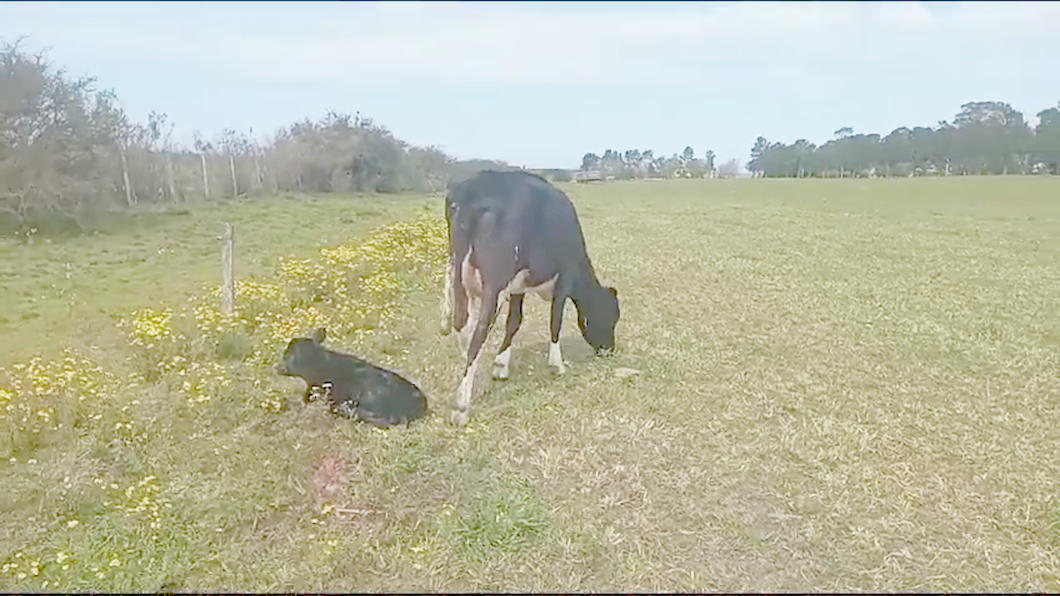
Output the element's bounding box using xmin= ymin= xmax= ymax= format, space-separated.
xmin=577 ymin=285 xmax=619 ymax=355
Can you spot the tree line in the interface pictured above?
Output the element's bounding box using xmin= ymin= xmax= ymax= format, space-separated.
xmin=578 ymin=147 xmax=741 ymax=180
xmin=7 ymin=39 xmax=1059 ymax=238
xmin=0 ymin=41 xmax=513 ymax=236
xmin=747 ymin=100 xmax=1060 ymax=178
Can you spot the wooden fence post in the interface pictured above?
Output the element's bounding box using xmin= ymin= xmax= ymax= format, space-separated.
xmin=165 ymin=153 xmax=179 ymax=203
xmin=229 ymin=154 xmax=239 ymax=197
xmin=221 ymin=223 xmax=235 ymax=316
xmin=254 ymin=153 xmax=264 ymax=194
xmin=201 ymin=153 xmax=211 ymax=200
xmin=120 ymin=146 xmax=135 ymax=207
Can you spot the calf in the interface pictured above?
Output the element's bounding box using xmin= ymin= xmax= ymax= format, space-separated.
xmin=440 ymin=170 xmax=620 ymax=427
xmin=277 ymin=328 xmax=428 ymax=428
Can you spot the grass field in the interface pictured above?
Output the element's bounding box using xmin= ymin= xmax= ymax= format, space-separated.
xmin=2 ymin=177 xmax=1059 ymax=592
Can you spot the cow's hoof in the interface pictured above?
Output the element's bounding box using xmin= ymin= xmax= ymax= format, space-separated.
xmin=549 ymin=364 xmax=567 ymax=376
xmin=450 ymin=408 xmax=469 ymax=428
xmin=491 ymin=364 xmax=510 ymax=380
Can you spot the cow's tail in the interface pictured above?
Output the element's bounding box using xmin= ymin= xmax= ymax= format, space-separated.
xmin=440 ymin=203 xmax=472 ymax=335
xmin=440 ymin=190 xmax=478 ymax=338
xmin=440 ymin=247 xmax=456 ymax=335
xmin=441 ymin=239 xmax=472 ymax=335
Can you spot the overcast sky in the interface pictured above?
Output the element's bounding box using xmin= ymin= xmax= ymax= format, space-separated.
xmin=3 ymin=1 xmax=1059 ymax=169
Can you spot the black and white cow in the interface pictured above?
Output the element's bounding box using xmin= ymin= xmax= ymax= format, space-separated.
xmin=440 ymin=170 xmax=620 ymax=427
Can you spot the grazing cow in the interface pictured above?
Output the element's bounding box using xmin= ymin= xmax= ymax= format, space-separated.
xmin=277 ymin=328 xmax=428 ymax=428
xmin=440 ymin=170 xmax=620 ymax=427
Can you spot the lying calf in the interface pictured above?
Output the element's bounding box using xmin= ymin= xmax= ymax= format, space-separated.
xmin=277 ymin=328 xmax=428 ymax=428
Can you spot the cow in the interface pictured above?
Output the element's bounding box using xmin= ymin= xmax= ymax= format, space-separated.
xmin=439 ymin=170 xmax=620 ymax=427
xmin=277 ymin=328 xmax=429 ymax=428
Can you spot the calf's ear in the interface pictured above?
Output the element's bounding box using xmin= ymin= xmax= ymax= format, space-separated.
xmin=310 ymin=327 xmax=327 ymax=344
xmin=598 ymin=277 xmax=617 ymax=298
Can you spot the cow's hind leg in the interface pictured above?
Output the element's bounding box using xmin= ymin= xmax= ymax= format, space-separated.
xmin=453 ymin=288 xmax=502 ymax=427
xmin=456 ymin=292 xmax=480 ymax=358
xmin=492 ymin=293 xmax=524 ymax=380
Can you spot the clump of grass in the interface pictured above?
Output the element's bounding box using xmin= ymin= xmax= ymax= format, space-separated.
xmin=216 ymin=329 xmax=252 ymax=361
xmin=452 ymin=480 xmax=554 ymax=564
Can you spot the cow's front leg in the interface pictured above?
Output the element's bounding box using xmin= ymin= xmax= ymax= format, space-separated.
xmin=547 ymin=293 xmax=570 ymax=375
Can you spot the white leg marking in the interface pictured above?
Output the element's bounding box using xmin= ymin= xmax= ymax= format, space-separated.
xmin=453 ymin=347 xmax=483 ymax=427
xmin=548 ymin=340 xmax=567 ymax=375
xmin=492 ymin=346 xmax=512 ymax=380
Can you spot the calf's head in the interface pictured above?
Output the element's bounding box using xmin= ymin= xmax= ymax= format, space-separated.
xmin=277 ymin=327 xmax=328 ymax=377
xmin=577 ymin=285 xmax=620 ymax=355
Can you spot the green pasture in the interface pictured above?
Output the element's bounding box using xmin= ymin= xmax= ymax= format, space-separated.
xmin=2 ymin=176 xmax=1058 ymax=592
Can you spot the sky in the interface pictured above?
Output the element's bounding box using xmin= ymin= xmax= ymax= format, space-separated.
xmin=2 ymin=1 xmax=1059 ymax=170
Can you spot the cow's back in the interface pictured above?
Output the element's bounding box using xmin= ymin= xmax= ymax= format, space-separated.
xmin=446 ymin=170 xmax=589 ymax=269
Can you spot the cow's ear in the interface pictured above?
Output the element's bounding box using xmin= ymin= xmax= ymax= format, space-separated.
xmin=310 ymin=327 xmax=327 ymax=344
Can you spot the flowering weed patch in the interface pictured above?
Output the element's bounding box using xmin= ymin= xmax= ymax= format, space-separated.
xmin=0 ymin=349 xmax=123 ymax=459
xmin=2 ymin=209 xmax=450 ymax=591
xmin=115 ymin=212 xmax=448 ymax=406
xmin=1 ymin=470 xmax=181 ymax=591
xmin=3 ymin=211 xmax=448 ymax=456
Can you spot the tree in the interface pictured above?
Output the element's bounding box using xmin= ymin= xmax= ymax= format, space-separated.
xmin=599 ymin=149 xmax=624 ymax=178
xmin=0 ymin=41 xmax=494 ymax=237
xmin=1034 ymin=103 xmax=1060 ymax=174
xmin=640 ymin=150 xmax=656 ymax=176
xmin=407 ymin=145 xmax=452 ymax=191
xmin=747 ymin=136 xmax=771 ymax=177
xmin=950 ymin=101 xmax=1032 ymax=174
xmin=717 ymin=159 xmax=741 ymax=178
xmin=790 ymin=139 xmax=816 ymax=177
xmin=581 ymin=152 xmax=600 ymax=173
xmin=0 ymin=40 xmax=137 ymax=230
xmin=577 ymin=99 xmax=1059 ymax=181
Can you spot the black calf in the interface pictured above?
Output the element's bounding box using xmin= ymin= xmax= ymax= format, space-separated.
xmin=277 ymin=328 xmax=428 ymax=428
